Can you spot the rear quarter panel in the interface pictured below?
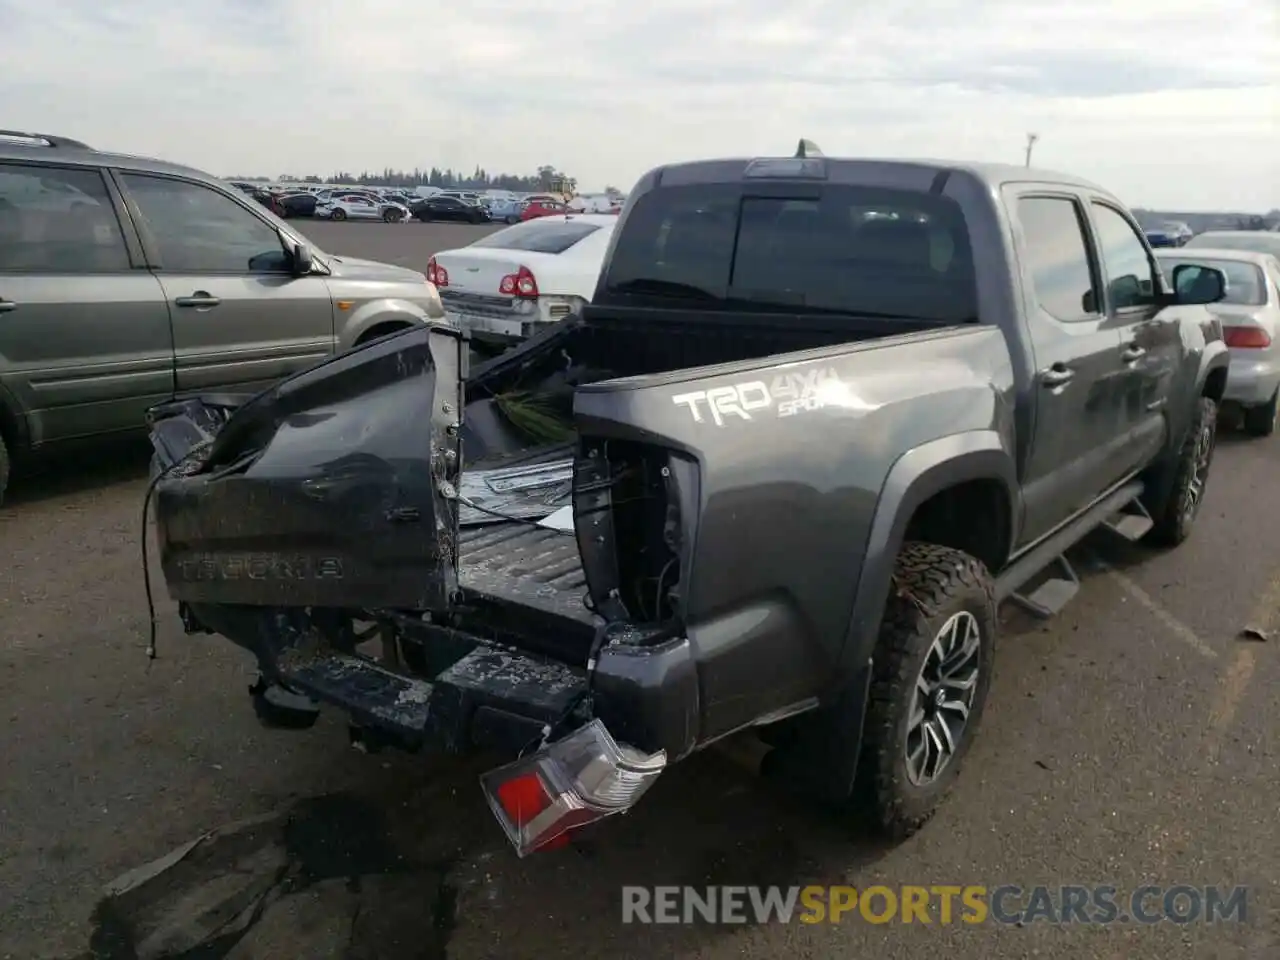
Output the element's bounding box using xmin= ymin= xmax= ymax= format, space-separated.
xmin=574 ymin=324 xmax=1016 ymax=740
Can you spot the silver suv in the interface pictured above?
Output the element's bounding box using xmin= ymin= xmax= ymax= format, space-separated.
xmin=0 ymin=130 xmax=446 ymax=504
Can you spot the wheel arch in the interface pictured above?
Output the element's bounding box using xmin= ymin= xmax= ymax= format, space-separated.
xmin=841 ymin=430 xmax=1017 ymax=673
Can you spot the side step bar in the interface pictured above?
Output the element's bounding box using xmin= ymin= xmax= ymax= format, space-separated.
xmin=997 ymin=479 xmax=1144 ymax=618
xmin=1101 ymin=497 xmax=1154 ymax=542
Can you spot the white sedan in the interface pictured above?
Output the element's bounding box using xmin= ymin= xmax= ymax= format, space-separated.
xmin=428 ymin=214 xmax=617 ymax=345
xmin=315 ymin=193 xmax=411 ymax=223
xmin=1157 ymin=247 xmax=1280 ymax=436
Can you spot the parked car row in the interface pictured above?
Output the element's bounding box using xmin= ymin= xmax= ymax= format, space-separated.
xmin=232 ymin=180 xmax=619 ymax=227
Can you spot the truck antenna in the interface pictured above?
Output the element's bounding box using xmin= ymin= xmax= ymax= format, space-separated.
xmin=795 ymin=138 xmax=824 ymax=159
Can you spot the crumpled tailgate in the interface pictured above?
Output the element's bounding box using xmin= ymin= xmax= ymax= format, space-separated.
xmin=150 ymin=324 xmax=467 ymax=611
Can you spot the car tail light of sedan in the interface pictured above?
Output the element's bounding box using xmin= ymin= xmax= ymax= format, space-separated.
xmin=1223 ymin=326 xmax=1271 ymax=349
xmin=427 ymin=256 xmax=449 ymax=287
xmin=498 ymin=265 xmax=538 ymax=298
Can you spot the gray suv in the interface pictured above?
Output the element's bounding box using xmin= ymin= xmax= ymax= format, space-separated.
xmin=0 ymin=130 xmax=447 ymax=504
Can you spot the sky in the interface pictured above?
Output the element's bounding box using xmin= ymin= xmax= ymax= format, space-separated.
xmin=1 ymin=0 xmax=1276 ymax=211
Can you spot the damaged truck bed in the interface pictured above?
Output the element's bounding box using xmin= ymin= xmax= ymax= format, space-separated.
xmin=147 ymin=150 xmax=1228 ymax=856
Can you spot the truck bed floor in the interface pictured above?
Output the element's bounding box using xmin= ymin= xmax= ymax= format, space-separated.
xmin=458 ymin=521 xmax=595 ymax=625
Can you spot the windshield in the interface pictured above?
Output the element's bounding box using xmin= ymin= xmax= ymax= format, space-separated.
xmin=600 ymin=182 xmax=977 ymax=323
xmin=1159 ymin=256 xmax=1268 ymax=306
xmin=1186 ymin=233 xmax=1280 ymax=258
xmin=470 ymin=218 xmax=604 ymax=254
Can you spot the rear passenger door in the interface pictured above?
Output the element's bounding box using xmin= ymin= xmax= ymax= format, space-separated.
xmin=0 ymin=162 xmax=173 ymax=446
xmin=116 ymin=172 xmax=336 ymax=396
xmin=1008 ymin=191 xmax=1127 ymax=543
xmin=1085 ymin=200 xmax=1179 ymax=480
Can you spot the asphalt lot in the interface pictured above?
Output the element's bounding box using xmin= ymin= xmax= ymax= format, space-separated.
xmin=303 ymin=217 xmax=503 ymax=268
xmin=1 ymin=218 xmax=1276 ymax=959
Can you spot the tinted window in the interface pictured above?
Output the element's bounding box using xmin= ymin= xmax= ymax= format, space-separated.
xmin=1091 ymin=204 xmax=1155 ymax=309
xmin=1159 ymin=257 xmax=1267 ymax=306
xmin=601 ymin=183 xmax=976 ymax=323
xmin=0 ymin=163 xmax=130 ymax=273
xmin=122 ymin=174 xmax=287 ymax=273
xmin=1185 ymin=232 xmax=1280 ymax=258
xmin=1016 ymin=197 xmax=1097 ymax=321
xmin=470 ymin=219 xmax=603 ymax=254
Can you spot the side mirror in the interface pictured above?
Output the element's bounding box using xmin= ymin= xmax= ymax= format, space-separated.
xmin=1171 ymin=263 xmax=1226 ymax=305
xmin=291 ymin=240 xmax=314 ymax=277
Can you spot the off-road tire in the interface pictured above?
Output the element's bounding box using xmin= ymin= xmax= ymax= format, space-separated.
xmin=1145 ymin=396 xmax=1217 ymax=547
xmin=855 ymin=541 xmax=996 ymax=841
xmin=0 ymin=431 xmax=10 ymax=507
xmin=1242 ymin=390 xmax=1278 ymax=438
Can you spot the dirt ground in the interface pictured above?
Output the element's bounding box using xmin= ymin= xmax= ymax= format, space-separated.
xmin=0 ymin=220 xmax=1275 ymax=959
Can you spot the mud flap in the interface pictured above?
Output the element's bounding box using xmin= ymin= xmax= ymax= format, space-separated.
xmin=151 ymin=324 xmax=467 ymax=612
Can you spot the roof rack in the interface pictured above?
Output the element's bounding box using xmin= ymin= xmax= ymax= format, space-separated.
xmin=0 ymin=129 xmax=92 ymax=150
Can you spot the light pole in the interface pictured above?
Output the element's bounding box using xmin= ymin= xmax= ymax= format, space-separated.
xmin=1024 ymin=133 xmax=1039 ymax=167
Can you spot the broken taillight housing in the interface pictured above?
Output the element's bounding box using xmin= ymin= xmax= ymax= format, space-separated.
xmin=480 ymin=719 xmax=666 ymax=857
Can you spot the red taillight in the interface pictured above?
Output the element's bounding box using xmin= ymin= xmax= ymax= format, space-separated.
xmin=480 ymin=719 xmax=667 ymax=858
xmin=499 ymin=265 xmax=538 ymax=298
xmin=427 ymin=256 xmax=448 ymax=287
xmin=1224 ymin=326 xmax=1270 ymax=349
xmin=493 ymin=773 xmax=572 ymax=852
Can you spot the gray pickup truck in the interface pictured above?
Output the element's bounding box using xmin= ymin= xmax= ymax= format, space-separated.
xmin=147 ymin=145 xmax=1229 ymax=856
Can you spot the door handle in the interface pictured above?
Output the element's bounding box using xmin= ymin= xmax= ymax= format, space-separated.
xmin=1121 ymin=344 xmax=1146 ymax=362
xmin=1040 ymin=365 xmax=1075 ymax=387
xmin=174 ymin=293 xmax=221 ymax=308
xmin=0 ymin=299 xmax=16 ymax=313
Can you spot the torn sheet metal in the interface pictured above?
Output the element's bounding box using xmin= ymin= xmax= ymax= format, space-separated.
xmin=459 ymin=459 xmax=573 ymax=527
xmin=537 ymin=504 xmax=575 ymax=532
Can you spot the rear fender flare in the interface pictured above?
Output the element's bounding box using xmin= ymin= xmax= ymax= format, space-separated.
xmin=840 ymin=430 xmax=1017 ymax=674
xmin=1195 ymin=339 xmax=1229 ymax=403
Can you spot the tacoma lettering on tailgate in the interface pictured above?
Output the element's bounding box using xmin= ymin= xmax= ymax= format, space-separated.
xmin=177 ymin=555 xmax=345 ymax=582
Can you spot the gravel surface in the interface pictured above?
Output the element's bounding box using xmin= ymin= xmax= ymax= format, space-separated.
xmin=1 ymin=219 xmax=1275 ymax=958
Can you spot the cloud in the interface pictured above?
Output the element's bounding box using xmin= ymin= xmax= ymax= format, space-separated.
xmin=1 ymin=0 xmax=1276 ymax=209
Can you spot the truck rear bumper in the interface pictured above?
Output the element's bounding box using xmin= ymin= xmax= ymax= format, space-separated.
xmin=226 ymin=616 xmax=674 ymax=857
xmin=280 ymin=646 xmax=587 ymax=755
xmin=182 ymin=601 xmax=700 ymax=762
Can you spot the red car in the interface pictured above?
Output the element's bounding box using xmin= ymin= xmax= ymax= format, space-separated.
xmin=520 ymin=199 xmax=570 ymax=221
